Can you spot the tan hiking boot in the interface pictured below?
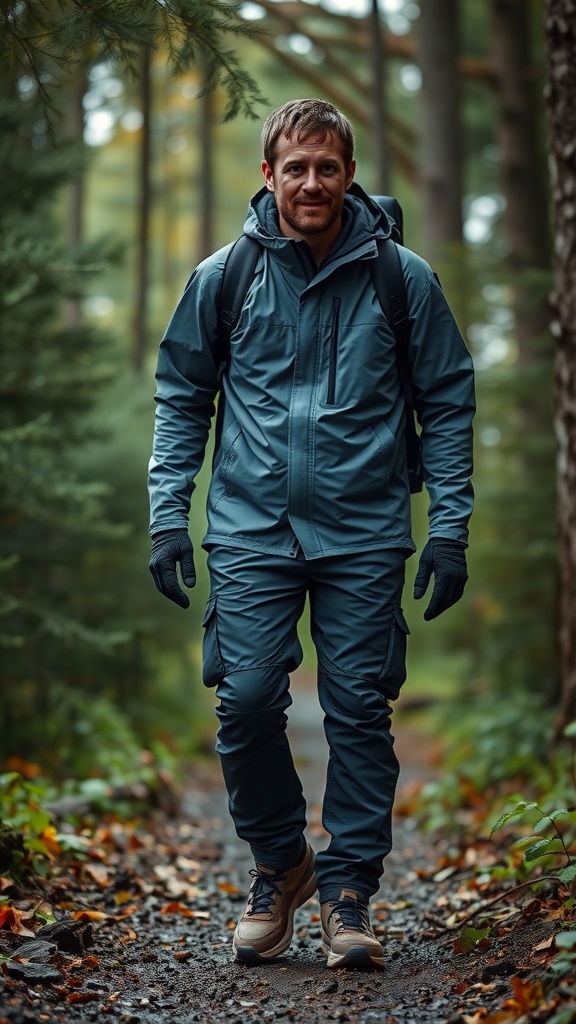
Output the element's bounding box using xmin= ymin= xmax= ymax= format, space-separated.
xmin=321 ymin=889 xmax=385 ymax=969
xmin=233 ymin=843 xmax=316 ymax=964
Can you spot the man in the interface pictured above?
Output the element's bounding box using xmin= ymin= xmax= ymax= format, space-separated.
xmin=148 ymin=99 xmax=475 ymax=970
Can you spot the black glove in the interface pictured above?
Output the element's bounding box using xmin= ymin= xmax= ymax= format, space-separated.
xmin=149 ymin=529 xmax=196 ymax=609
xmin=413 ymin=538 xmax=468 ymax=621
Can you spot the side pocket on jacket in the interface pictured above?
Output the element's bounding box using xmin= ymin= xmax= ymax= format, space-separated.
xmin=378 ymin=606 xmax=410 ymax=701
xmin=201 ymin=596 xmax=225 ymax=687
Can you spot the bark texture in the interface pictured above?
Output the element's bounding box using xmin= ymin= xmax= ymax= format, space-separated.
xmin=417 ymin=0 xmax=463 ymax=264
xmin=369 ymin=0 xmax=389 ymax=194
xmin=544 ymin=0 xmax=576 ymax=728
xmin=490 ymin=0 xmax=551 ymax=361
xmin=133 ymin=44 xmax=152 ymax=374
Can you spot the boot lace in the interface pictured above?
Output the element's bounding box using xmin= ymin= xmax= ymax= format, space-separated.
xmin=328 ymin=898 xmax=370 ymax=934
xmin=246 ymin=867 xmax=287 ymax=916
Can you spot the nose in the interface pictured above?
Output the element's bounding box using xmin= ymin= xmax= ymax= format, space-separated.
xmin=302 ymin=167 xmax=322 ymax=191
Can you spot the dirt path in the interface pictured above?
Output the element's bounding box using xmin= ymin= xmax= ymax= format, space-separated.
xmin=0 ymin=674 xmax=564 ymax=1024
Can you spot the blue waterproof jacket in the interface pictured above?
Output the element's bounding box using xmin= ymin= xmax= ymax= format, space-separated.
xmin=148 ymin=185 xmax=475 ymax=559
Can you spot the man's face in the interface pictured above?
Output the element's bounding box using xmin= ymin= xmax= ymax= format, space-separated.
xmin=261 ymin=131 xmax=355 ymax=247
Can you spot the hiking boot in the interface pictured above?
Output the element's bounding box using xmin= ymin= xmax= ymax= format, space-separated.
xmin=321 ymin=889 xmax=385 ymax=969
xmin=233 ymin=843 xmax=316 ymax=964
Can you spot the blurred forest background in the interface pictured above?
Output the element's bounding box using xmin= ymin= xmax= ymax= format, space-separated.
xmin=1 ymin=0 xmax=574 ymax=797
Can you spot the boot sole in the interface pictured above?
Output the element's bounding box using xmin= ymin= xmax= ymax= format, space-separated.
xmin=233 ymin=859 xmax=317 ymax=964
xmin=321 ymin=941 xmax=385 ymax=971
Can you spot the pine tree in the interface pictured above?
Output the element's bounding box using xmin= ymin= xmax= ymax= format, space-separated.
xmin=0 ymin=98 xmax=135 ymax=764
xmin=0 ymin=0 xmax=265 ymax=125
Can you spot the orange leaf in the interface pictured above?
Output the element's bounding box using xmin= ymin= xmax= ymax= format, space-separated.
xmin=510 ymin=976 xmax=544 ymax=1011
xmin=161 ymin=901 xmax=194 ymax=917
xmin=68 ymin=992 xmax=100 ymax=1005
xmin=114 ymin=890 xmax=133 ymax=906
xmin=39 ymin=826 xmax=62 ymax=858
xmin=0 ymin=905 xmax=35 ymax=937
xmin=4 ymin=756 xmax=42 ymax=779
xmin=71 ymin=910 xmax=108 ymax=922
xmin=217 ymin=881 xmax=240 ymax=895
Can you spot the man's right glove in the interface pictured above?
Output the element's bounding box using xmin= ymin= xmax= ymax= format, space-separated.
xmin=149 ymin=529 xmax=196 ymax=609
xmin=413 ymin=538 xmax=468 ymax=621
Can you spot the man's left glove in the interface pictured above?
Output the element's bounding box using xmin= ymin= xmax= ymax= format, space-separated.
xmin=413 ymin=538 xmax=468 ymax=621
xmin=149 ymin=529 xmax=196 ymax=609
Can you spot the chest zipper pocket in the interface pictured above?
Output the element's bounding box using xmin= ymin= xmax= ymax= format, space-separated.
xmin=326 ymin=296 xmax=341 ymax=406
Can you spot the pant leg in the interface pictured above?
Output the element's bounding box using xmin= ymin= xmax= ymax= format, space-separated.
xmin=203 ymin=546 xmax=308 ymax=869
xmin=308 ymin=549 xmax=409 ymax=903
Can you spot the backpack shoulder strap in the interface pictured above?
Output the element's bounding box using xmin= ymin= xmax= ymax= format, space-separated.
xmin=217 ymin=235 xmax=261 ymax=364
xmin=369 ymin=237 xmax=424 ymax=493
xmin=368 ymin=237 xmax=413 ymax=404
xmin=371 ymin=194 xmax=404 ymax=244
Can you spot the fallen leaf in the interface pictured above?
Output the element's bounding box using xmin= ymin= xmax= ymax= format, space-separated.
xmin=434 ymin=866 xmax=457 ymax=882
xmin=114 ymin=891 xmax=133 ymax=906
xmin=83 ymin=865 xmax=110 ymax=886
xmin=68 ymin=992 xmax=101 ymax=1005
xmin=217 ymin=881 xmax=240 ymax=895
xmin=0 ymin=905 xmax=36 ymax=937
xmin=510 ymin=975 xmax=544 ymax=1011
xmin=176 ymin=855 xmax=202 ymax=873
xmin=160 ymin=901 xmax=210 ymax=919
xmin=71 ymin=910 xmax=108 ymax=922
xmin=454 ymin=926 xmax=492 ymax=955
xmin=38 ymin=827 xmax=61 ymax=858
xmin=372 ymin=900 xmax=408 ymax=911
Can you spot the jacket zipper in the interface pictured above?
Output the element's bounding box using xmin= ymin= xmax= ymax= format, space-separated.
xmin=326 ymin=296 xmax=341 ymax=406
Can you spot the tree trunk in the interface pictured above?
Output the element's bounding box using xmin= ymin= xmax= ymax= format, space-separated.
xmin=132 ymin=44 xmax=152 ymax=374
xmin=416 ymin=0 xmax=463 ymax=265
xmin=544 ymin=0 xmax=576 ymax=730
xmin=63 ymin=69 xmax=87 ymax=329
xmin=198 ymin=62 xmax=214 ymax=263
xmin=369 ymin=0 xmax=389 ymax=194
xmin=489 ymin=0 xmax=551 ymax=362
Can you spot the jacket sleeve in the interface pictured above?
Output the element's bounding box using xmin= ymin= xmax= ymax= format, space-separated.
xmin=147 ymin=249 xmax=229 ymax=536
xmin=402 ymin=255 xmax=476 ymax=545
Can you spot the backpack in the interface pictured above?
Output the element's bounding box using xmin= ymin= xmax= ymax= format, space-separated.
xmin=217 ymin=190 xmax=424 ymax=494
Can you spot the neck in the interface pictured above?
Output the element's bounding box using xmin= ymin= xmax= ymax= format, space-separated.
xmin=278 ymin=214 xmax=342 ymax=267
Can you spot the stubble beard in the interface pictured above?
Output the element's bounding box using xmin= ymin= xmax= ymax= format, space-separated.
xmin=279 ymin=198 xmax=341 ymax=237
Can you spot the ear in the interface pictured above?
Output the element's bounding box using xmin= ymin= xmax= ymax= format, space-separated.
xmin=262 ymin=159 xmax=274 ymax=191
xmin=345 ymin=160 xmax=356 ymax=191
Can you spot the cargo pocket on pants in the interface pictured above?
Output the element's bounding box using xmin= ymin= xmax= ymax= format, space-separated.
xmin=201 ymin=596 xmax=225 ymax=687
xmin=378 ymin=606 xmax=410 ymax=701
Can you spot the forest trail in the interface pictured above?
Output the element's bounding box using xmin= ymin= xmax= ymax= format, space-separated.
xmin=0 ymin=674 xmax=566 ymax=1024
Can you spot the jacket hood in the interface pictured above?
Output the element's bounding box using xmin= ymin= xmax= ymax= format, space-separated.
xmin=243 ymin=182 xmax=394 ymax=259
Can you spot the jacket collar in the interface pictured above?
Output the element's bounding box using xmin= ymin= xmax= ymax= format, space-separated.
xmin=243 ymin=183 xmax=393 ymax=269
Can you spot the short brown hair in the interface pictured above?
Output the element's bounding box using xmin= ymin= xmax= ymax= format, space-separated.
xmin=261 ymin=99 xmax=355 ymax=167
